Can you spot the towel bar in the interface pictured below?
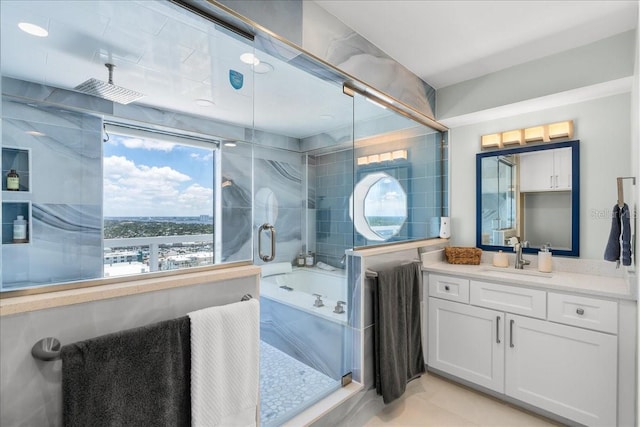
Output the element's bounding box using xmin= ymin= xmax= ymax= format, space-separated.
xmin=365 ymin=260 xmax=421 ymax=279
xmin=31 ymin=294 xmax=255 ymax=361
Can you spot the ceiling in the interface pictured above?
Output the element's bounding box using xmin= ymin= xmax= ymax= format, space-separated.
xmin=315 ymin=1 xmax=639 ymax=89
xmin=0 ymin=1 xmax=386 ymax=141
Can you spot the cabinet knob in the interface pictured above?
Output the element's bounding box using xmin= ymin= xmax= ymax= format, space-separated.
xmin=444 ymin=285 xmax=450 ymax=291
xmin=576 ymin=308 xmax=585 ymax=315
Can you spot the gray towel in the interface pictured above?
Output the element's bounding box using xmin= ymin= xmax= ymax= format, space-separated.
xmin=604 ymin=204 xmax=621 ymax=263
xmin=621 ymin=203 xmax=632 ymax=266
xmin=372 ymin=262 xmax=425 ymax=404
xmin=61 ymin=316 xmax=191 ymax=427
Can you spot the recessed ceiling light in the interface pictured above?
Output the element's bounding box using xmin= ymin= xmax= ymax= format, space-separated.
xmin=18 ymin=22 xmax=48 ymax=37
xmin=320 ymin=114 xmax=334 ymax=120
xmin=224 ymin=142 xmax=237 ymax=147
xmin=240 ymin=53 xmax=260 ymax=66
xmin=253 ymin=62 xmax=273 ymax=74
xmin=25 ymin=130 xmax=46 ymax=137
xmin=195 ymin=98 xmax=215 ymax=107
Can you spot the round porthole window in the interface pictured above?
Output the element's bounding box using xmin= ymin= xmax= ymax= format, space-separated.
xmin=350 ymin=172 xmax=407 ymax=241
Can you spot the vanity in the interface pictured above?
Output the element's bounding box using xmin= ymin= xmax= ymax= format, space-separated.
xmin=421 ymin=259 xmax=637 ymax=426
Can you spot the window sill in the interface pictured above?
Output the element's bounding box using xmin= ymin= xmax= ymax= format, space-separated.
xmin=0 ymin=264 xmax=261 ymax=316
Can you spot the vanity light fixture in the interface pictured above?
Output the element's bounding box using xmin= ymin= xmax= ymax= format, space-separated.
xmin=357 ymin=149 xmax=407 ymax=165
xmin=223 ymin=142 xmax=237 ymax=147
xmin=501 ymin=129 xmax=524 ymax=146
xmin=481 ymin=120 xmax=574 ymax=150
xmin=18 ymin=22 xmax=48 ymax=37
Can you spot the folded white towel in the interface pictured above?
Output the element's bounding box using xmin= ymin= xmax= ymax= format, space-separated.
xmin=189 ymin=299 xmax=260 ymax=427
xmin=260 ymin=262 xmax=292 ymax=278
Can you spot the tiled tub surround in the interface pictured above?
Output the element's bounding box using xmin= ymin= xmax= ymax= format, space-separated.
xmin=0 ymin=266 xmax=261 ymax=426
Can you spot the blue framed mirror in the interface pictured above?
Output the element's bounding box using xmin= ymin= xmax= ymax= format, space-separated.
xmin=476 ymin=140 xmax=580 ymax=257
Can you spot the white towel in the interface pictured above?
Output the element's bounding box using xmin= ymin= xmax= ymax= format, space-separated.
xmin=189 ymin=299 xmax=260 ymax=427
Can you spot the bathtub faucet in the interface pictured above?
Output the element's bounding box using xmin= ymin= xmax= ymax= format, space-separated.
xmin=312 ymin=293 xmax=324 ymax=307
xmin=340 ymin=254 xmax=346 ymax=266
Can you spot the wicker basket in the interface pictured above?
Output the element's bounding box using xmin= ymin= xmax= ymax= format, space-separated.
xmin=444 ymin=247 xmax=482 ymax=265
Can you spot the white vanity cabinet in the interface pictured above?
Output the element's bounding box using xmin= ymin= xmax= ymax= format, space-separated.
xmin=505 ymin=314 xmax=617 ymax=426
xmin=519 ymin=147 xmax=572 ymax=192
xmin=427 ymin=273 xmax=619 ymax=426
xmin=428 ymin=297 xmax=505 ymax=392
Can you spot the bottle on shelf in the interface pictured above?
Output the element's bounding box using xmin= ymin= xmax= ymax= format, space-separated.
xmin=13 ymin=215 xmax=28 ymax=243
xmin=305 ymin=251 xmax=315 ymax=267
xmin=296 ymin=252 xmax=305 ymax=267
xmin=6 ymin=169 xmax=19 ymax=191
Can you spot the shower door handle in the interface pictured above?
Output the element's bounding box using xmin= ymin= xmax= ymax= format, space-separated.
xmin=258 ymin=223 xmax=276 ymax=262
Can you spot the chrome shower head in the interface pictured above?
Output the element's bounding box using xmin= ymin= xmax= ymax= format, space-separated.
xmin=74 ymin=63 xmax=144 ymax=105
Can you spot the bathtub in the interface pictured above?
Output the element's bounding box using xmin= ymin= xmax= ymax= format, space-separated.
xmin=260 ymin=266 xmax=348 ymax=324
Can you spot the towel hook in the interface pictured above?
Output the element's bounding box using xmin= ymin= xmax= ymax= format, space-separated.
xmin=31 ymin=337 xmax=61 ymax=361
xmin=617 ymin=176 xmax=637 ymax=208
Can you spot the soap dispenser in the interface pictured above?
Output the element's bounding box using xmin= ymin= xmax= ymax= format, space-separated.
xmin=538 ymin=244 xmax=552 ymax=273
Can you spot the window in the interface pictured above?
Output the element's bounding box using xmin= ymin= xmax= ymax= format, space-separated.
xmin=103 ymin=128 xmax=217 ymax=277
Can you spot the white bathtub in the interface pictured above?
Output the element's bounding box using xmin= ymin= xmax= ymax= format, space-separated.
xmin=260 ymin=267 xmax=348 ymax=324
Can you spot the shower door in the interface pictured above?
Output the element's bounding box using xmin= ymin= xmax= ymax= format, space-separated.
xmin=250 ymin=38 xmax=356 ymax=426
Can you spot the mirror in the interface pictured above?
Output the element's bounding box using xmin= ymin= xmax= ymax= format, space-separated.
xmin=476 ymin=140 xmax=579 ymax=257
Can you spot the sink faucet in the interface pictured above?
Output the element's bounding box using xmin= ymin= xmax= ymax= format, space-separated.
xmin=513 ymin=242 xmax=531 ymax=269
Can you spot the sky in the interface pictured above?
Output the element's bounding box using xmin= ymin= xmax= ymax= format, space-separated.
xmin=103 ymin=134 xmax=215 ymax=217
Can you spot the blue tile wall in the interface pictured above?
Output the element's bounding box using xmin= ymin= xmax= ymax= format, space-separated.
xmin=314 ymin=132 xmax=446 ymax=263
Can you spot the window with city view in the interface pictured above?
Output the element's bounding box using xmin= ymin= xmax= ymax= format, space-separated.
xmin=103 ymin=131 xmax=216 ymax=277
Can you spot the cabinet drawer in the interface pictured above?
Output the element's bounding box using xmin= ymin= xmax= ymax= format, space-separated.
xmin=470 ymin=281 xmax=546 ymax=319
xmin=429 ymin=274 xmax=469 ymax=303
xmin=548 ymin=293 xmax=618 ymax=334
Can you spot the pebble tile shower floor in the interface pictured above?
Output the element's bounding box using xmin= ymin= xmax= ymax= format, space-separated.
xmin=260 ymin=341 xmax=339 ymax=426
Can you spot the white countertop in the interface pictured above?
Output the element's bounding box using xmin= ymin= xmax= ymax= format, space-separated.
xmin=422 ymin=261 xmax=637 ymax=301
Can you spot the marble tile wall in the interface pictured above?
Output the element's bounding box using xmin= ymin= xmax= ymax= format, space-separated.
xmin=220 ymin=143 xmax=305 ymax=264
xmin=1 ymin=99 xmax=103 ymax=289
xmin=0 ymin=276 xmax=259 ymax=427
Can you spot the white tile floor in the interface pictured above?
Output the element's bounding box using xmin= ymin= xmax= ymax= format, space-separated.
xmin=363 ymin=372 xmax=562 ymax=426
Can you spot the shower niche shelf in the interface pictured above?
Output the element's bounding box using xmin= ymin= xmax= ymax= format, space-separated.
xmin=2 ymin=201 xmax=31 ymax=245
xmin=2 ymin=147 xmax=31 ymax=193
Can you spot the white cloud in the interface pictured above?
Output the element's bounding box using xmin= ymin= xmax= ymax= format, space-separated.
xmin=103 ymin=156 xmax=213 ymax=216
xmin=107 ymin=136 xmax=176 ymax=152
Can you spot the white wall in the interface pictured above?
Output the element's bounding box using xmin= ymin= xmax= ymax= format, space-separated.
xmin=437 ymin=31 xmax=635 ymax=120
xmin=449 ymin=92 xmax=631 ymax=260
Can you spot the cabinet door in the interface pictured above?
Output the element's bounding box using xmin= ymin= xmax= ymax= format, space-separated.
xmin=428 ymin=297 xmax=504 ymax=393
xmin=505 ymin=314 xmax=617 ymax=426
xmin=519 ymin=150 xmax=554 ymax=192
xmin=553 ymin=147 xmax=572 ymax=190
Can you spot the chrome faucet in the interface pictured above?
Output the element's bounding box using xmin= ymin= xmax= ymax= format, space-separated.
xmin=312 ymin=293 xmax=324 ymax=307
xmin=513 ymin=242 xmax=531 ymax=269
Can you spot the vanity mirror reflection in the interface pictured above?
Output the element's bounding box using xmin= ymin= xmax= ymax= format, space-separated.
xmin=476 ymin=140 xmax=579 ymax=257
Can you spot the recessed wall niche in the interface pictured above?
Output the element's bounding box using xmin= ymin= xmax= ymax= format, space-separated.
xmin=2 ymin=147 xmax=30 ymax=192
